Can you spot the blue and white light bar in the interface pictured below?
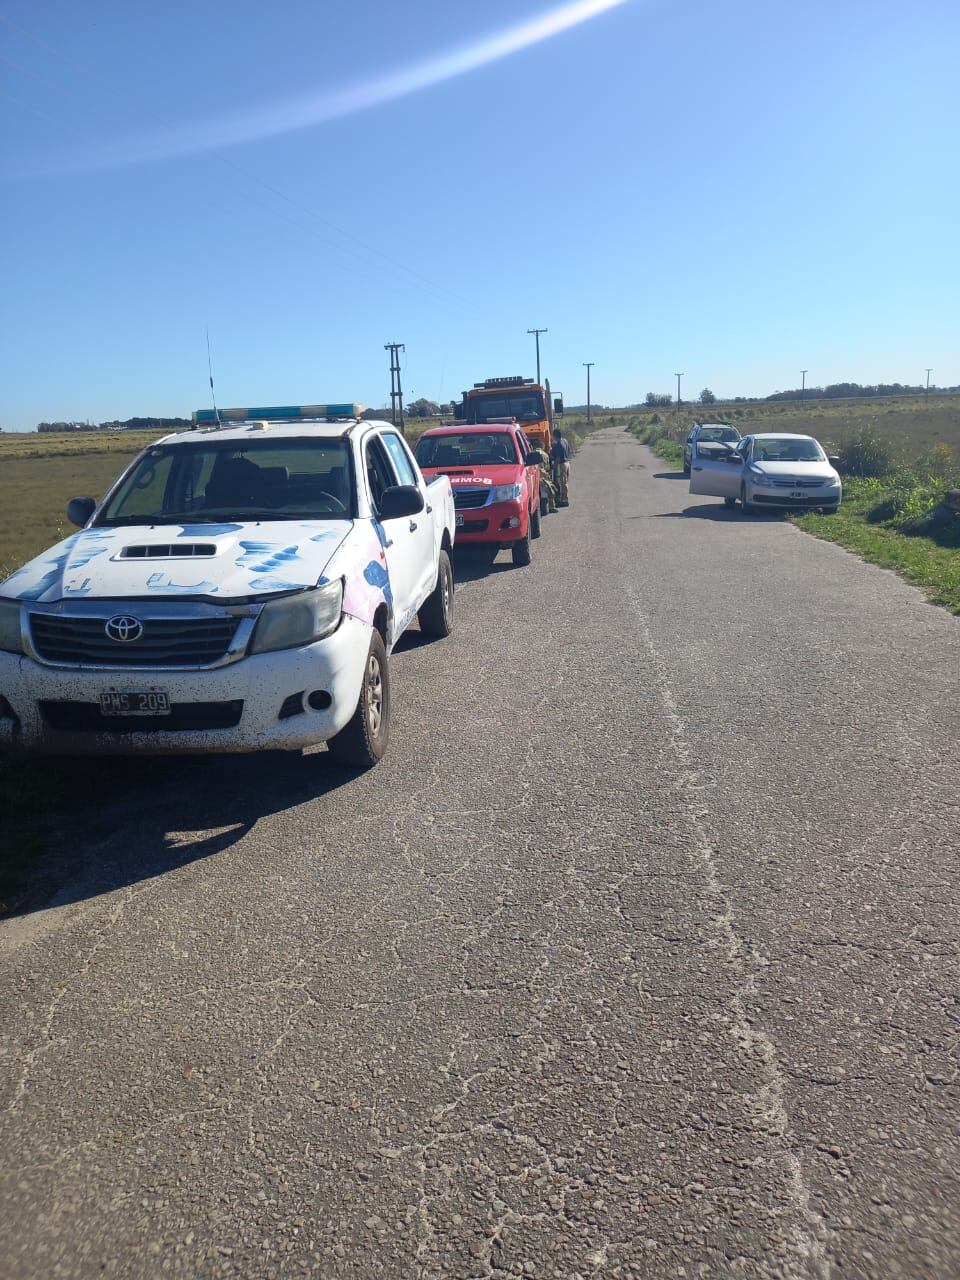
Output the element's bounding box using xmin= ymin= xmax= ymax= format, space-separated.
xmin=192 ymin=403 xmax=365 ymax=425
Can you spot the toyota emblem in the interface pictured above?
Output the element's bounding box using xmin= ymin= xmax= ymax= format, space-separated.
xmin=104 ymin=615 xmax=144 ymax=643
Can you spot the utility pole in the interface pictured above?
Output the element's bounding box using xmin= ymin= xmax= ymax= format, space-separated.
xmin=583 ymin=362 xmax=595 ymax=426
xmin=801 ymin=370 xmax=808 ymax=399
xmin=925 ymin=368 xmax=932 ymax=397
xmin=675 ymin=372 xmax=683 ymax=421
xmin=384 ymin=342 xmax=405 ymax=436
xmin=527 ymin=328 xmax=548 ymax=385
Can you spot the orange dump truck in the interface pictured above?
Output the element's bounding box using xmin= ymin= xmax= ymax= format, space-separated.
xmin=454 ymin=376 xmax=564 ymax=453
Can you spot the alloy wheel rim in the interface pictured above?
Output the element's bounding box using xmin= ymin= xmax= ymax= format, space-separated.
xmin=367 ymin=654 xmax=383 ymax=735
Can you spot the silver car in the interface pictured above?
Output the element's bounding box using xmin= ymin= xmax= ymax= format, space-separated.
xmin=689 ymin=432 xmax=843 ymax=514
xmin=683 ymin=422 xmax=741 ymax=475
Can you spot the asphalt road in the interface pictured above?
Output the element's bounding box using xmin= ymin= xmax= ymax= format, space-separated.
xmin=2 ymin=426 xmax=958 ymax=1279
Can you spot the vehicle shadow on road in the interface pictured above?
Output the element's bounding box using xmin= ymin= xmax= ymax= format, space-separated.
xmin=9 ymin=749 xmax=358 ymax=917
xmin=653 ymin=504 xmax=782 ymax=521
xmin=452 ymin=550 xmax=517 ymax=584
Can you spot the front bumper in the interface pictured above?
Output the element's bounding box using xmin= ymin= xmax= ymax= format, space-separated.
xmin=748 ymin=484 xmax=841 ymax=509
xmin=0 ymin=614 xmax=371 ymax=755
xmin=453 ymin=499 xmax=529 ymax=545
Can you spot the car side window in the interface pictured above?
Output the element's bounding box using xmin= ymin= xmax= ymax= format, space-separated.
xmin=364 ymin=438 xmax=399 ymax=516
xmin=380 ymin=431 xmax=418 ymax=487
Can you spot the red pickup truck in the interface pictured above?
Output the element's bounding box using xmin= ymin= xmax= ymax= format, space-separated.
xmin=414 ymin=422 xmax=542 ymax=566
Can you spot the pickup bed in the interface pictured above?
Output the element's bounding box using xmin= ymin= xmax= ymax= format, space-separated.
xmin=0 ymin=409 xmax=455 ymax=767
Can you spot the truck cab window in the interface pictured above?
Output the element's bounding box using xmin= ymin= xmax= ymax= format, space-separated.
xmin=381 ymin=432 xmax=418 ymax=487
xmin=365 ymin=438 xmax=398 ymax=516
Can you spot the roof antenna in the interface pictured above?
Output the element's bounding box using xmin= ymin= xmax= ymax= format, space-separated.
xmin=206 ymin=326 xmax=222 ymax=428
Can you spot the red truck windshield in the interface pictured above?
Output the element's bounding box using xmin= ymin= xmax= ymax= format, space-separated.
xmin=415 ymin=432 xmax=519 ymax=468
xmin=467 ymin=392 xmax=545 ymax=424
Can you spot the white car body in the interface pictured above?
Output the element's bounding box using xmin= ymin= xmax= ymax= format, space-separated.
xmin=689 ymin=432 xmax=842 ymax=512
xmin=0 ymin=414 xmax=455 ymax=756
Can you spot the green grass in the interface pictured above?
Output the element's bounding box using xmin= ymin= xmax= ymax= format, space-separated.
xmin=630 ymin=421 xmax=960 ymax=613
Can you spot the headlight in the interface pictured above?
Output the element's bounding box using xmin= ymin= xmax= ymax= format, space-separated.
xmin=250 ymin=580 xmax=343 ymax=655
xmin=0 ymin=599 xmax=23 ymax=654
xmin=490 ymin=483 xmax=523 ymax=503
xmin=748 ymin=467 xmax=767 ymax=483
xmin=823 ymin=475 xmax=842 ymax=488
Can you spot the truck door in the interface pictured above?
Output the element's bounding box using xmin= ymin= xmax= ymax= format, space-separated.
xmin=363 ymin=436 xmax=422 ymax=638
xmin=379 ymin=429 xmax=435 ymax=607
xmin=689 ymin=441 xmax=743 ymax=498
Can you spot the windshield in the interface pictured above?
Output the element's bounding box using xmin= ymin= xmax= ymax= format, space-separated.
xmin=466 ymin=392 xmax=545 ymax=423
xmin=698 ymin=426 xmax=740 ymax=443
xmin=415 ymin=432 xmax=519 ymax=468
xmin=96 ymin=438 xmax=354 ymax=525
xmin=753 ymin=438 xmax=826 ymax=463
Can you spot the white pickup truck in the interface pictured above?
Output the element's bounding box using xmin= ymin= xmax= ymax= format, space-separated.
xmin=0 ymin=405 xmax=456 ymax=767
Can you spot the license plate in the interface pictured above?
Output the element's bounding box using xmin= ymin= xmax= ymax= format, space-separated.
xmin=99 ymin=690 xmax=171 ymax=717
xmin=790 ymin=492 xmax=804 ymax=499
xmin=455 ymin=513 xmax=464 ymax=527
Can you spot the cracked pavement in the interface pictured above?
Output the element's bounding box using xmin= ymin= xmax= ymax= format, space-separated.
xmin=1 ymin=426 xmax=958 ymax=1278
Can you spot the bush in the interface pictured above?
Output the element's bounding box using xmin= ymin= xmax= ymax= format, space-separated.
xmin=841 ymin=426 xmax=894 ymax=477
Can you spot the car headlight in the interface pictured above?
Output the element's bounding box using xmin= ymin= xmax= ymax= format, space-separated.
xmin=0 ymin=599 xmax=23 ymax=654
xmin=490 ymin=483 xmax=523 ymax=503
xmin=748 ymin=467 xmax=767 ymax=482
xmin=250 ymin=580 xmax=343 ymax=655
xmin=823 ymin=474 xmax=842 ymax=488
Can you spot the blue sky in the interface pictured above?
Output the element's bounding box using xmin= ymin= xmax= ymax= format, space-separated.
xmin=1 ymin=0 xmax=958 ymax=429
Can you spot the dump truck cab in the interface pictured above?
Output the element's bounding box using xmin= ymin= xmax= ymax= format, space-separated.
xmin=455 ymin=376 xmax=563 ymax=453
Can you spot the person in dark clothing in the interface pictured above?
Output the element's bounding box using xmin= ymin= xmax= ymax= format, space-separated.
xmin=550 ymin=427 xmax=571 ymax=507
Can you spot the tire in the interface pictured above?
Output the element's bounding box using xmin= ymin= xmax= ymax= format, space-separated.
xmin=326 ymin=630 xmax=390 ymax=769
xmin=723 ymin=496 xmax=737 ymax=508
xmin=740 ymin=484 xmax=755 ymax=516
xmin=683 ymin=455 xmax=691 ymax=476
xmin=539 ymin=491 xmax=549 ymax=517
xmin=512 ymin=535 xmax=531 ymax=567
xmin=822 ymin=505 xmax=840 ymax=515
xmin=417 ymin=549 xmax=454 ymax=638
xmin=530 ymin=503 xmax=542 ymax=540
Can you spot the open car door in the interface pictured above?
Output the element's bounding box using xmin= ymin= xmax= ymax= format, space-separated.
xmin=688 ymin=442 xmax=743 ymax=498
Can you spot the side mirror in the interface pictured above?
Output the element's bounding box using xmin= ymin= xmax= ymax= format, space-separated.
xmin=553 ymin=398 xmax=564 ymax=416
xmin=379 ymin=485 xmax=425 ymax=520
xmin=524 ymin=451 xmax=542 ymax=467
xmin=67 ymin=496 xmax=97 ymax=527
xmin=725 ymin=453 xmax=744 ymax=464
xmin=827 ymin=455 xmax=841 ymax=467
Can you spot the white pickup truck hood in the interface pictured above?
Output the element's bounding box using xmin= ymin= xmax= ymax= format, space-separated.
xmin=0 ymin=521 xmax=353 ymax=603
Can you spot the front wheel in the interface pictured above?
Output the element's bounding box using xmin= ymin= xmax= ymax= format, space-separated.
xmin=326 ymin=631 xmax=390 ymax=768
xmin=512 ymin=535 xmax=531 ymax=567
xmin=822 ymin=505 xmax=840 ymax=515
xmin=740 ymin=484 xmax=755 ymax=516
xmin=723 ymin=496 xmax=737 ymax=508
xmin=530 ymin=503 xmax=542 ymax=540
xmin=417 ymin=549 xmax=454 ymax=637
xmin=539 ymin=490 xmax=549 ymax=517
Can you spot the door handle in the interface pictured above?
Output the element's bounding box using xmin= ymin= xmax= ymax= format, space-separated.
xmin=426 ymin=504 xmax=433 ymax=514
xmin=409 ymin=520 xmax=418 ymax=531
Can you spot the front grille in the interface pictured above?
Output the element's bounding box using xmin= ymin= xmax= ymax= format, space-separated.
xmin=29 ymin=614 xmax=241 ymax=667
xmin=770 ymin=478 xmax=824 ymax=488
xmin=459 ymin=519 xmax=489 ymax=533
xmin=453 ymin=488 xmax=490 ymax=510
xmin=39 ymin=700 xmax=243 ymax=733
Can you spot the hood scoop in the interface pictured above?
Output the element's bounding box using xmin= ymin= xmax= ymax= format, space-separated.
xmin=120 ymin=543 xmax=218 ymax=560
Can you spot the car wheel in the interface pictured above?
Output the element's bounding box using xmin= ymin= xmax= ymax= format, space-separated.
xmin=540 ymin=490 xmax=549 ymax=517
xmin=326 ymin=630 xmax=390 ymax=768
xmin=683 ymin=458 xmax=691 ymax=476
xmin=417 ymin=549 xmax=454 ymax=637
xmin=822 ymin=505 xmax=840 ymax=515
xmin=512 ymin=535 xmax=531 ymax=567
xmin=723 ymin=496 xmax=737 ymax=508
xmin=530 ymin=503 xmax=542 ymax=540
xmin=740 ymin=483 xmax=755 ymax=516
